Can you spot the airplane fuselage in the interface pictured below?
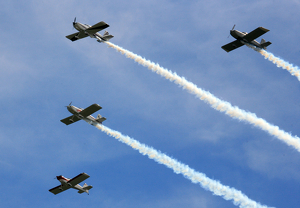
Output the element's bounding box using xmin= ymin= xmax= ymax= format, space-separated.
xmin=230 ymin=30 xmax=260 ymax=48
xmin=67 ymin=105 xmax=100 ymax=126
xmin=74 ymin=22 xmax=90 ymax=31
xmin=56 ymin=175 xmax=87 ymax=193
xmin=73 ymin=22 xmax=106 ymax=42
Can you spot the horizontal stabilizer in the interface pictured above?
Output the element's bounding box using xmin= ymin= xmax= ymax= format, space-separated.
xmin=102 ymin=34 xmax=114 ymax=41
xmin=85 ymin=185 xmax=93 ymax=190
xmin=102 ymin=31 xmax=114 ymax=40
xmin=96 ymin=114 xmax=106 ymax=123
xmin=261 ymin=41 xmax=272 ymax=49
xmin=78 ymin=183 xmax=93 ymax=194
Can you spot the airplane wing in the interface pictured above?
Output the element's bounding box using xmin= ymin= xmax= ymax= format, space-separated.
xmin=221 ymin=40 xmax=245 ymax=52
xmin=79 ymin=104 xmax=102 ymax=117
xmin=68 ymin=173 xmax=90 ymax=186
xmin=85 ymin=21 xmax=109 ymax=34
xmin=243 ymin=27 xmax=269 ymax=42
xmin=49 ymin=183 xmax=71 ymax=195
xmin=60 ymin=115 xmax=81 ymax=125
xmin=66 ymin=30 xmax=88 ymax=41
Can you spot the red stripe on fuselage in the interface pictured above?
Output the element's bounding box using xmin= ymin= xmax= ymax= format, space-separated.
xmin=57 ymin=175 xmax=69 ymax=181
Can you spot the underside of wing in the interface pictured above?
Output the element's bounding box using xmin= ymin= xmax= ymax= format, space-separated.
xmin=66 ymin=31 xmax=88 ymax=41
xmin=221 ymin=40 xmax=244 ymax=52
xmin=79 ymin=104 xmax=102 ymax=117
xmin=60 ymin=115 xmax=81 ymax=125
xmin=243 ymin=27 xmax=269 ymax=42
xmin=49 ymin=184 xmax=71 ymax=195
xmin=68 ymin=173 xmax=90 ymax=186
xmin=86 ymin=21 xmax=109 ymax=34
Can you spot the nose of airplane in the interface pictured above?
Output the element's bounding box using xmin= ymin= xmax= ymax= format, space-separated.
xmin=67 ymin=105 xmax=73 ymax=114
xmin=66 ymin=102 xmax=73 ymax=112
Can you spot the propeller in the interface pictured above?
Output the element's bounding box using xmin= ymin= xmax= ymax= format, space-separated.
xmin=227 ymin=24 xmax=236 ymax=38
xmin=231 ymin=24 xmax=236 ymax=31
xmin=66 ymin=102 xmax=72 ymax=107
xmin=73 ymin=17 xmax=76 ymax=28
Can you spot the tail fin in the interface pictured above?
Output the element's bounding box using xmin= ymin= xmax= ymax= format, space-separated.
xmin=82 ymin=183 xmax=88 ymax=188
xmin=78 ymin=183 xmax=93 ymax=194
xmin=96 ymin=114 xmax=107 ymax=124
xmin=102 ymin=31 xmax=114 ymax=41
xmin=260 ymin=38 xmax=266 ymax=44
xmin=260 ymin=38 xmax=272 ymax=49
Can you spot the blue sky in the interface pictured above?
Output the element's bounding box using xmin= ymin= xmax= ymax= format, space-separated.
xmin=1 ymin=0 xmax=300 ymax=207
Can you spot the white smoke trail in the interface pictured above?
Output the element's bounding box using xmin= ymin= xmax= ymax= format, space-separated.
xmin=105 ymin=41 xmax=300 ymax=152
xmin=96 ymin=124 xmax=272 ymax=208
xmin=244 ymin=43 xmax=300 ymax=81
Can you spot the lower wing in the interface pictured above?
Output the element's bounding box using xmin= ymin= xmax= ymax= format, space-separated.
xmin=66 ymin=31 xmax=88 ymax=41
xmin=221 ymin=40 xmax=244 ymax=52
xmin=60 ymin=115 xmax=81 ymax=125
xmin=49 ymin=184 xmax=71 ymax=195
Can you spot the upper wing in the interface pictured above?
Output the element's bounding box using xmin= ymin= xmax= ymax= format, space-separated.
xmin=86 ymin=21 xmax=109 ymax=34
xmin=221 ymin=40 xmax=245 ymax=52
xmin=49 ymin=183 xmax=71 ymax=195
xmin=68 ymin=173 xmax=90 ymax=186
xmin=60 ymin=115 xmax=81 ymax=125
xmin=79 ymin=104 xmax=102 ymax=117
xmin=243 ymin=27 xmax=269 ymax=42
xmin=66 ymin=31 xmax=88 ymax=41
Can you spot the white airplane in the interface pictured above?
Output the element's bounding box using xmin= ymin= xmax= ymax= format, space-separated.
xmin=221 ymin=25 xmax=272 ymax=52
xmin=66 ymin=18 xmax=114 ymax=43
xmin=61 ymin=103 xmax=106 ymax=126
xmin=49 ymin=173 xmax=93 ymax=195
